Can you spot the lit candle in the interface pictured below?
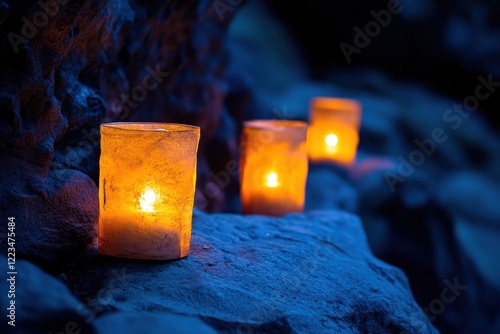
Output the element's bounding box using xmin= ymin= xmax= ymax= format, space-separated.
xmin=240 ymin=120 xmax=308 ymax=216
xmin=307 ymin=97 xmax=362 ymax=166
xmin=98 ymin=123 xmax=200 ymax=260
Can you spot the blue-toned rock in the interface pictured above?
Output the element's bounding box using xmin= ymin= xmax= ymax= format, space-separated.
xmin=0 ymin=257 xmax=217 ymax=334
xmin=65 ymin=210 xmax=437 ymax=333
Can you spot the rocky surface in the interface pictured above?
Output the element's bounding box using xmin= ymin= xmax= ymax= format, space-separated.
xmin=0 ymin=255 xmax=94 ymax=333
xmin=0 ymin=256 xmax=217 ymax=333
xmin=64 ymin=210 xmax=437 ymax=333
xmin=0 ymin=163 xmax=98 ymax=272
xmin=437 ymin=171 xmax=500 ymax=289
xmin=0 ymin=0 xmax=239 ymax=269
xmin=305 ymin=164 xmax=359 ymax=213
xmin=227 ymin=3 xmax=500 ymax=332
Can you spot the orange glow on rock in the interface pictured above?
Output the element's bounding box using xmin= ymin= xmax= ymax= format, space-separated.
xmin=98 ymin=123 xmax=200 ymax=260
xmin=307 ymin=97 xmax=362 ymax=166
xmin=240 ymin=120 xmax=308 ymax=216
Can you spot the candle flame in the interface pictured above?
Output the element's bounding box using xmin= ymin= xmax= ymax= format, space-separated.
xmin=266 ymin=172 xmax=279 ymax=188
xmin=139 ymin=187 xmax=159 ymax=212
xmin=325 ymin=134 xmax=339 ymax=147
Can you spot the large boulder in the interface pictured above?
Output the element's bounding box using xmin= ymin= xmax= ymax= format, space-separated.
xmin=356 ymin=171 xmax=500 ymax=334
xmin=437 ymin=171 xmax=500 ymax=289
xmin=0 ymin=256 xmax=217 ymax=333
xmin=0 ymin=256 xmax=94 ymax=333
xmin=65 ymin=210 xmax=437 ymax=333
xmin=0 ymin=162 xmax=98 ymax=272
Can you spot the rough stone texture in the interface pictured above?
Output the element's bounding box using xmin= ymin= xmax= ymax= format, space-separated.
xmin=0 ymin=160 xmax=98 ymax=271
xmin=226 ymin=4 xmax=500 ymax=332
xmin=367 ymin=176 xmax=500 ymax=334
xmin=0 ymin=0 xmax=238 ymax=268
xmin=65 ymin=210 xmax=437 ymax=333
xmin=94 ymin=313 xmax=217 ymax=334
xmin=305 ymin=164 xmax=358 ymax=213
xmin=437 ymin=171 xmax=500 ymax=289
xmin=0 ymin=256 xmax=217 ymax=333
xmin=0 ymin=256 xmax=95 ymax=333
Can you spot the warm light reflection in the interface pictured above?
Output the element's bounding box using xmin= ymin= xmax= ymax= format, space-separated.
xmin=99 ymin=123 xmax=200 ymax=260
xmin=325 ymin=134 xmax=338 ymax=147
xmin=307 ymin=97 xmax=362 ymax=166
xmin=139 ymin=187 xmax=159 ymax=212
xmin=266 ymin=172 xmax=279 ymax=188
xmin=240 ymin=120 xmax=308 ymax=216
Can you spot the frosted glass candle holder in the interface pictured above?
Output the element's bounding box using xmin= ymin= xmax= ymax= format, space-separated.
xmin=307 ymin=97 xmax=362 ymax=166
xmin=240 ymin=120 xmax=308 ymax=216
xmin=98 ymin=122 xmax=200 ymax=260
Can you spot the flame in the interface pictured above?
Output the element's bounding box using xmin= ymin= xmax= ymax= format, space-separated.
xmin=325 ymin=134 xmax=339 ymax=147
xmin=139 ymin=187 xmax=159 ymax=212
xmin=266 ymin=172 xmax=279 ymax=188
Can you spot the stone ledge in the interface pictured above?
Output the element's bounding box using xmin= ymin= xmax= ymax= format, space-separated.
xmin=61 ymin=210 xmax=437 ymax=333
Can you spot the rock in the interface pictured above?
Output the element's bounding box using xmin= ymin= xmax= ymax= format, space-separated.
xmin=0 ymin=0 xmax=237 ymax=257
xmin=0 ymin=257 xmax=94 ymax=334
xmin=356 ymin=92 xmax=403 ymax=156
xmin=0 ymin=160 xmax=98 ymax=272
xmin=0 ymin=257 xmax=217 ymax=333
xmin=454 ymin=219 xmax=500 ymax=291
xmin=305 ymin=164 xmax=358 ymax=213
xmin=437 ymin=171 xmax=500 ymax=289
xmin=350 ymin=155 xmax=400 ymax=254
xmin=253 ymin=81 xmax=342 ymax=121
xmin=227 ymin=0 xmax=308 ymax=94
xmin=437 ymin=171 xmax=500 ymax=228
xmin=94 ymin=312 xmax=217 ymax=334
xmin=65 ymin=210 xmax=437 ymax=333
xmin=369 ymin=177 xmax=500 ymax=334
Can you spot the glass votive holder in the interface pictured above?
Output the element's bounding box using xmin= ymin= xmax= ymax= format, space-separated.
xmin=240 ymin=120 xmax=308 ymax=216
xmin=98 ymin=122 xmax=200 ymax=260
xmin=307 ymin=97 xmax=362 ymax=166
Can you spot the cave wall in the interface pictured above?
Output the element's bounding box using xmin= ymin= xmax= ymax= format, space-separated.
xmin=0 ymin=0 xmax=242 ymax=270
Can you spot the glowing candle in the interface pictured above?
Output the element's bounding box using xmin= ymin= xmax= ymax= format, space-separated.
xmin=240 ymin=120 xmax=308 ymax=216
xmin=98 ymin=123 xmax=200 ymax=260
xmin=307 ymin=97 xmax=362 ymax=166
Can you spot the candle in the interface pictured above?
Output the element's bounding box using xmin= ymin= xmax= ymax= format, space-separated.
xmin=240 ymin=120 xmax=308 ymax=216
xmin=98 ymin=122 xmax=200 ymax=260
xmin=307 ymin=97 xmax=362 ymax=166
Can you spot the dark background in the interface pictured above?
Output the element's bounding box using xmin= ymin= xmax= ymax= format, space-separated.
xmin=265 ymin=0 xmax=500 ymax=128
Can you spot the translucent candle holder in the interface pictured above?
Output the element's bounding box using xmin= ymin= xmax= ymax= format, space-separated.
xmin=98 ymin=122 xmax=200 ymax=260
xmin=307 ymin=97 xmax=362 ymax=166
xmin=240 ymin=120 xmax=308 ymax=216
